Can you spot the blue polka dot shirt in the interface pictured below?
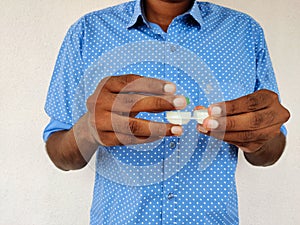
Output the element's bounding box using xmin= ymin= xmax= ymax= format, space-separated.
xmin=44 ymin=1 xmax=286 ymax=224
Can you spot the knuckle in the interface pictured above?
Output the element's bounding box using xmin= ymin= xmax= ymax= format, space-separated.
xmin=146 ymin=79 xmax=160 ymax=91
xmin=264 ymin=110 xmax=276 ymax=125
xmin=102 ymin=76 xmax=112 ymax=84
xmin=258 ymin=89 xmax=268 ymax=95
xmin=119 ymin=75 xmax=131 ymax=86
xmin=265 ymin=89 xmax=278 ymax=100
xmin=128 ymin=120 xmax=140 ymax=134
xmin=124 ymin=95 xmax=136 ymax=104
xmin=246 ymin=95 xmax=259 ymax=110
xmin=87 ymin=91 xmax=109 ymax=111
xmin=239 ymin=131 xmax=255 ymax=142
xmin=226 ymin=118 xmax=236 ymax=129
xmin=113 ymin=95 xmax=134 ymax=111
xmin=153 ymin=123 xmax=168 ymax=136
xmin=260 ymin=89 xmax=278 ymax=103
xmin=249 ymin=113 xmax=264 ymax=129
xmin=123 ymin=95 xmax=139 ymax=108
xmin=122 ymin=74 xmax=139 ymax=85
xmin=226 ymin=102 xmax=237 ymax=114
xmin=154 ymin=97 xmax=167 ymax=109
xmin=102 ymin=76 xmax=113 ymax=88
xmin=102 ymin=76 xmax=112 ymax=82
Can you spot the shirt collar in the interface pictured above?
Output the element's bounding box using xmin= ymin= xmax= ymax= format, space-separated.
xmin=127 ymin=0 xmax=204 ymax=29
xmin=188 ymin=1 xmax=204 ymax=26
xmin=127 ymin=0 xmax=149 ymax=29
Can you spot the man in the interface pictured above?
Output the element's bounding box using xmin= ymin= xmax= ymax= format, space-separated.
xmin=44 ymin=0 xmax=290 ymax=224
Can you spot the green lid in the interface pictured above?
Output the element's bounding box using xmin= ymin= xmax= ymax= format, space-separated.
xmin=185 ymin=97 xmax=190 ymax=105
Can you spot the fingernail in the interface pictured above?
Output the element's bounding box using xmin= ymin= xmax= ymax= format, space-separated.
xmin=207 ymin=119 xmax=219 ymax=129
xmin=164 ymin=83 xmax=176 ymax=93
xmin=173 ymin=97 xmax=186 ymax=108
xmin=171 ymin=126 xmax=182 ymax=135
xmin=211 ymin=106 xmax=222 ymax=116
xmin=197 ymin=125 xmax=208 ymax=133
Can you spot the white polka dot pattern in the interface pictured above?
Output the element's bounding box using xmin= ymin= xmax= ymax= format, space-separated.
xmin=44 ymin=1 xmax=286 ymax=224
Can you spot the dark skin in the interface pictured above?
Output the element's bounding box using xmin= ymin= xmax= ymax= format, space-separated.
xmin=46 ymin=75 xmax=187 ymax=170
xmin=144 ymin=0 xmax=194 ymax=32
xmin=46 ymin=0 xmax=290 ymax=170
xmin=197 ymin=89 xmax=289 ymax=166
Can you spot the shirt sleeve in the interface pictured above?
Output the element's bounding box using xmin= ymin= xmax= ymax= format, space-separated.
xmin=43 ymin=119 xmax=73 ymax=142
xmin=43 ymin=18 xmax=87 ymax=141
xmin=252 ymin=21 xmax=287 ymax=136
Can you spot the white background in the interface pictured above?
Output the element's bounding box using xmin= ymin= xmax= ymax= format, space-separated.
xmin=0 ymin=0 xmax=299 ymax=224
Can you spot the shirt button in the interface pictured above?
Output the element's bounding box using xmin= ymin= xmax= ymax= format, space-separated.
xmin=170 ymin=45 xmax=176 ymax=52
xmin=167 ymin=192 xmax=174 ymax=200
xmin=169 ymin=141 xmax=176 ymax=149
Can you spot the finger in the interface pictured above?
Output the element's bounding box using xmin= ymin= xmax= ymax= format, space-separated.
xmin=98 ymin=131 xmax=164 ymax=146
xmin=196 ymin=126 xmax=262 ymax=152
xmin=104 ymin=74 xmax=177 ymax=95
xmin=97 ymin=112 xmax=183 ymax=137
xmin=201 ymin=124 xmax=281 ymax=143
xmin=209 ymin=89 xmax=278 ymax=116
xmin=203 ymin=108 xmax=281 ymax=131
xmin=103 ymin=94 xmax=187 ymax=112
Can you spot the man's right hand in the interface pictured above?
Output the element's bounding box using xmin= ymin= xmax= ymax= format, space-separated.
xmin=86 ymin=74 xmax=187 ymax=146
xmin=46 ymin=74 xmax=187 ymax=170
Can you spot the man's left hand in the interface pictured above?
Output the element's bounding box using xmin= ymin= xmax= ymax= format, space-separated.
xmin=197 ymin=89 xmax=290 ymax=154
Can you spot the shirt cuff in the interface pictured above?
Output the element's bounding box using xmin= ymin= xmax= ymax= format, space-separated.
xmin=280 ymin=125 xmax=287 ymax=137
xmin=43 ymin=119 xmax=73 ymax=142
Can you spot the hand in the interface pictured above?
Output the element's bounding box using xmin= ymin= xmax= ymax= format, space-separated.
xmin=197 ymin=89 xmax=290 ymax=153
xmin=86 ymin=74 xmax=187 ymax=146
